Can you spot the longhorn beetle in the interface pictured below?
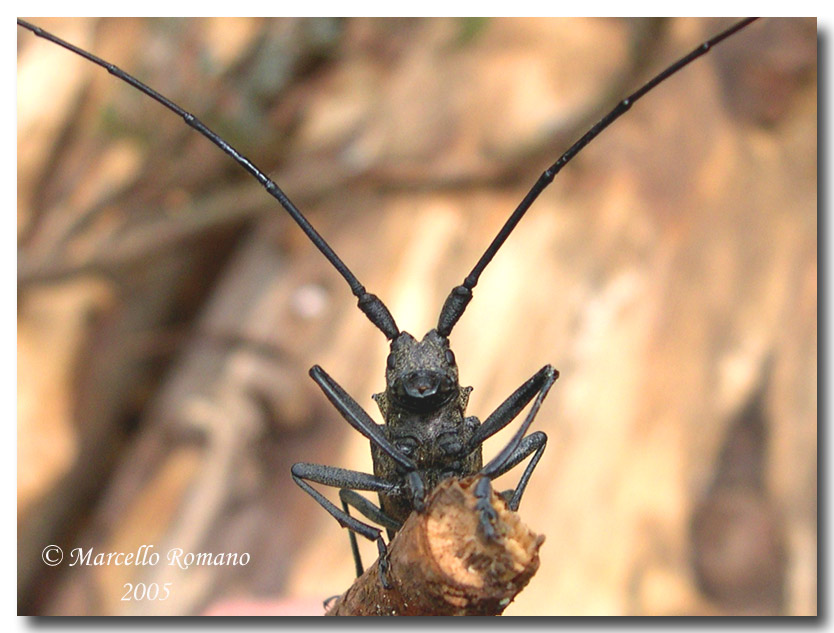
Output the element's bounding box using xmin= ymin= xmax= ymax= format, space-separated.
xmin=17 ymin=17 xmax=760 ymax=589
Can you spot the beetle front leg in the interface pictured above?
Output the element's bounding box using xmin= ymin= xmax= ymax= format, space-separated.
xmin=310 ymin=365 xmax=415 ymax=472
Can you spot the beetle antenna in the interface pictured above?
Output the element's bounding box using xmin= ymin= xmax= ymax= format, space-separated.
xmin=17 ymin=18 xmax=400 ymax=341
xmin=436 ymin=17 xmax=759 ymax=337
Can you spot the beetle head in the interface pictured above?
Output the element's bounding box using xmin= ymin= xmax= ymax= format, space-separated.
xmin=384 ymin=329 xmax=459 ymax=412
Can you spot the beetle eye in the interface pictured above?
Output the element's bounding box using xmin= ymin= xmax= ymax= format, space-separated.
xmin=445 ymin=349 xmax=456 ymax=365
xmin=387 ymin=353 xmax=396 ymax=370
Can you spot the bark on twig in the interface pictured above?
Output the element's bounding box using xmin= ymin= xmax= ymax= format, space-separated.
xmin=325 ymin=476 xmax=544 ymax=616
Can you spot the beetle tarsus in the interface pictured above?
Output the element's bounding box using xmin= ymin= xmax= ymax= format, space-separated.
xmin=474 ymin=476 xmax=500 ymax=541
xmin=407 ymin=471 xmax=427 ymax=513
xmin=377 ymin=538 xmax=392 ymax=589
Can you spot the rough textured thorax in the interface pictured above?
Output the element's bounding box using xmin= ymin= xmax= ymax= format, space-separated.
xmin=371 ymin=330 xmax=483 ymax=522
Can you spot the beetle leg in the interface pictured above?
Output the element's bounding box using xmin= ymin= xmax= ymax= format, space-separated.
xmin=340 ymin=489 xmax=401 ymax=578
xmin=479 ymin=365 xmax=557 ymax=479
xmin=405 ymin=470 xmax=426 ymax=512
xmin=486 ymin=431 xmax=547 ymax=510
xmin=291 ymin=462 xmax=398 ymax=588
xmin=474 ymin=476 xmax=500 ymax=540
xmin=470 ymin=365 xmax=558 ymax=449
xmin=376 ymin=538 xmax=392 ymax=589
xmin=310 ymin=365 xmax=416 ymax=472
xmin=473 ymin=432 xmax=547 ymax=541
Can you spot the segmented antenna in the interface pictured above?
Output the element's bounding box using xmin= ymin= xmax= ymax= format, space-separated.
xmin=436 ymin=17 xmax=759 ymax=337
xmin=17 ymin=18 xmax=400 ymax=341
xmin=19 ymin=18 xmax=758 ymax=342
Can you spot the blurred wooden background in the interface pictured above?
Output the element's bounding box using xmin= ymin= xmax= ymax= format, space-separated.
xmin=17 ymin=18 xmax=816 ymax=615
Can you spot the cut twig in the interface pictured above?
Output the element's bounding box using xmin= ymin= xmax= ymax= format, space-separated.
xmin=325 ymin=476 xmax=544 ymax=616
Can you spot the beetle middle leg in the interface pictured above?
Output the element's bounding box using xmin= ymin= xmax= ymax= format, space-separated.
xmin=339 ymin=489 xmax=401 ymax=578
xmin=484 ymin=430 xmax=548 ymax=511
xmin=467 ymin=365 xmax=557 ymax=536
xmin=291 ymin=463 xmax=398 ymax=588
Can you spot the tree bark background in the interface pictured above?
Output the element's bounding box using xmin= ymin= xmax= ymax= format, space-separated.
xmin=17 ymin=18 xmax=816 ymax=615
